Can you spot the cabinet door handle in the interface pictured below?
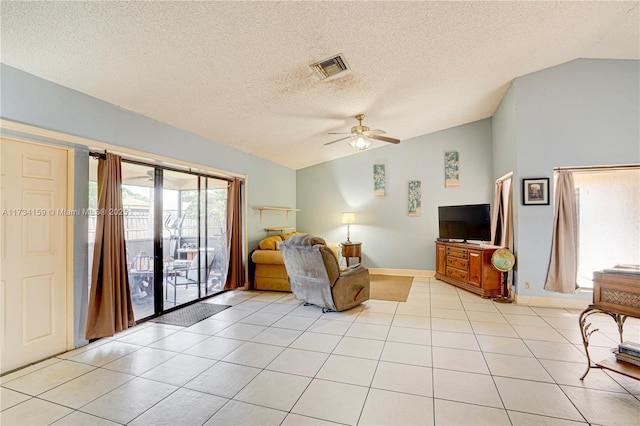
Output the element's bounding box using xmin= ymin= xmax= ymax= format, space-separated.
xmin=470 ymin=253 xmax=480 ymax=257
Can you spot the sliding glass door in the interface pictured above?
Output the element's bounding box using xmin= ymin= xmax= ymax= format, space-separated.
xmin=121 ymin=163 xmax=156 ymax=319
xmin=89 ymin=159 xmax=230 ymax=321
xmin=203 ymin=176 xmax=228 ymax=295
xmin=162 ymin=170 xmax=200 ymax=309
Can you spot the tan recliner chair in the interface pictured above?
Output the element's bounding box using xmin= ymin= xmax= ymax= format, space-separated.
xmin=280 ymin=234 xmax=370 ymax=312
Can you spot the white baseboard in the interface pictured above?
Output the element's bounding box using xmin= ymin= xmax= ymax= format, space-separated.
xmin=513 ymin=294 xmax=590 ymax=310
xmin=368 ymin=268 xmax=435 ymax=278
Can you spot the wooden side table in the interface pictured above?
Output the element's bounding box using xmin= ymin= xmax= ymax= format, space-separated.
xmin=579 ymin=304 xmax=639 ymax=380
xmin=578 ymin=271 xmax=640 ymax=381
xmin=341 ymin=242 xmax=362 ymax=267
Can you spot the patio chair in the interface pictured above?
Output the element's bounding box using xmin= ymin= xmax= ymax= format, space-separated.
xmin=129 ymin=251 xmax=154 ymax=297
xmin=165 ymin=253 xmax=215 ymax=304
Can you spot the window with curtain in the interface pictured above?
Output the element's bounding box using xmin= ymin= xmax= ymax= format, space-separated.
xmin=571 ymin=167 xmax=640 ymax=288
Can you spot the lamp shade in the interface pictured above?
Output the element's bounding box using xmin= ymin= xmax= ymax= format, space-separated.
xmin=341 ymin=212 xmax=356 ymax=224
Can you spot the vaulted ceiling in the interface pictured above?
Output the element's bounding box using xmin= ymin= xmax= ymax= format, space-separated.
xmin=2 ymin=1 xmax=638 ymax=170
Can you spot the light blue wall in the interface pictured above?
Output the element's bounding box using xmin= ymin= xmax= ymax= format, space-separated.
xmin=491 ymin=82 xmax=518 ymax=181
xmin=491 ymin=79 xmax=521 ymax=289
xmin=493 ymin=59 xmax=640 ymax=299
xmin=297 ymin=119 xmax=494 ymax=270
xmin=72 ymin=149 xmax=90 ymax=347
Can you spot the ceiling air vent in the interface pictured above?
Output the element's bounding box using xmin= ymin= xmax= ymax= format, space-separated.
xmin=310 ymin=54 xmax=349 ymax=80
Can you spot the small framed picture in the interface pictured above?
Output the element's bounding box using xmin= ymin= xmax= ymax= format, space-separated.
xmin=373 ymin=162 xmax=387 ymax=199
xmin=444 ymin=151 xmax=459 ymax=188
xmin=522 ymin=178 xmax=550 ymax=205
xmin=408 ymin=180 xmax=421 ymax=217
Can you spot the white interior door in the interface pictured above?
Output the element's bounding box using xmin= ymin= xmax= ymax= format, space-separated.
xmin=1 ymin=138 xmax=69 ymax=374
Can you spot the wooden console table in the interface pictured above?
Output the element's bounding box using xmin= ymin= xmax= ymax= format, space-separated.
xmin=579 ymin=270 xmax=640 ymax=380
xmin=435 ymin=241 xmax=504 ymax=298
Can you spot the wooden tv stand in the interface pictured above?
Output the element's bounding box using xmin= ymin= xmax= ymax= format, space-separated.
xmin=435 ymin=241 xmax=504 ymax=298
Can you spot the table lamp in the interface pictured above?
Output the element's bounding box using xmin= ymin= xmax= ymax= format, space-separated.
xmin=341 ymin=212 xmax=356 ymax=243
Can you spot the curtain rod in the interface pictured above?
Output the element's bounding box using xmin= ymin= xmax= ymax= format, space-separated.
xmin=89 ymin=150 xmax=106 ymax=160
xmin=89 ymin=149 xmax=237 ymax=182
xmin=554 ymin=164 xmax=639 ymax=172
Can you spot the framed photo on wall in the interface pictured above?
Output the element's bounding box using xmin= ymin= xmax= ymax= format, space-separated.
xmin=522 ymin=177 xmax=550 ymax=205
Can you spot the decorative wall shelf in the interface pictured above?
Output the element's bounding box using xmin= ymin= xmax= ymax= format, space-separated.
xmin=255 ymin=206 xmax=300 ymax=223
xmin=255 ymin=206 xmax=299 ymax=235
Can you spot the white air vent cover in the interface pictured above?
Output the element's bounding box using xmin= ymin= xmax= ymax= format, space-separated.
xmin=310 ymin=54 xmax=349 ymax=80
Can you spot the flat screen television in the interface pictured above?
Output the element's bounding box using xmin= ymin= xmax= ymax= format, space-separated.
xmin=438 ymin=203 xmax=491 ymax=242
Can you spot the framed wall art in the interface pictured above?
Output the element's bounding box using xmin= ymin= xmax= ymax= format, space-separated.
xmin=408 ymin=180 xmax=422 ymax=217
xmin=445 ymin=151 xmax=459 ymax=188
xmin=522 ymin=177 xmax=550 ymax=205
xmin=373 ymin=163 xmax=387 ymax=198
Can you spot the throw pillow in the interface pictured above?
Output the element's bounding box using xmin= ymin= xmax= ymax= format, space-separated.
xmin=259 ymin=235 xmax=283 ymax=250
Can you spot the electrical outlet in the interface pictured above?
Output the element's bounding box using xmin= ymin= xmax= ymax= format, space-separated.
xmin=525 ymin=281 xmax=531 ymax=289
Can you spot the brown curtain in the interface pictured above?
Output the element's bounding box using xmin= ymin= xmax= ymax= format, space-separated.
xmin=544 ymin=171 xmax=578 ymax=293
xmin=85 ymin=153 xmax=135 ymax=340
xmin=491 ymin=173 xmax=514 ymax=295
xmin=225 ymin=177 xmax=245 ymax=289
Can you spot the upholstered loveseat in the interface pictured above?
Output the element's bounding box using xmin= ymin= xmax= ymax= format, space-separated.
xmin=250 ymin=233 xmax=299 ymax=291
xmin=250 ymin=232 xmax=340 ymax=291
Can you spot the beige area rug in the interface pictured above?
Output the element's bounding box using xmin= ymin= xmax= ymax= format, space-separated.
xmin=369 ymin=274 xmax=413 ymax=302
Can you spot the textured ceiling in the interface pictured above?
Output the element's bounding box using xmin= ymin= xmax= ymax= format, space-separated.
xmin=1 ymin=1 xmax=638 ymax=170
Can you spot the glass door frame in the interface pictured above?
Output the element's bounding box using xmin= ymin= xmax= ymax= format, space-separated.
xmin=153 ymin=167 xmax=164 ymax=315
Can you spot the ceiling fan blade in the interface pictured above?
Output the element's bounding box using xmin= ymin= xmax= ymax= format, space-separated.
xmin=324 ymin=135 xmax=354 ymax=146
xmin=328 ymin=132 xmax=351 ymax=135
xmin=370 ymin=134 xmax=401 ymax=144
xmin=365 ymin=129 xmax=386 ymax=135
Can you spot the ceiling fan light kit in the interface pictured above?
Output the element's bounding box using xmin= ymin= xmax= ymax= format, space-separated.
xmin=349 ymin=135 xmax=371 ymax=150
xmin=325 ymin=114 xmax=401 ymax=150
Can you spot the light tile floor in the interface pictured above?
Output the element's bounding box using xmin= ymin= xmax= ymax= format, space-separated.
xmin=2 ymin=277 xmax=640 ymax=425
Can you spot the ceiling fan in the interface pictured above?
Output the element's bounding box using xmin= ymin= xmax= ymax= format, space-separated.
xmin=129 ymin=169 xmax=155 ymax=182
xmin=324 ymin=114 xmax=401 ymax=150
